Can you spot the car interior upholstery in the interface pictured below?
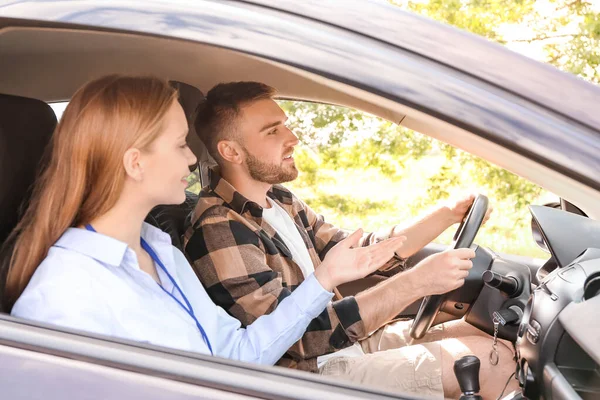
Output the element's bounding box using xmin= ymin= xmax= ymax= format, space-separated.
xmin=0 ymin=27 xmax=403 ymax=123
xmin=0 ymin=94 xmax=56 ymax=245
xmin=0 ymin=93 xmax=57 ymax=306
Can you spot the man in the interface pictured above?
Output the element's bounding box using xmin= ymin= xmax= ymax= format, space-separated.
xmin=184 ymin=82 xmax=517 ymax=399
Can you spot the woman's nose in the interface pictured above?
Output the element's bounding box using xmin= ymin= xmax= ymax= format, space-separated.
xmin=187 ymin=147 xmax=198 ymax=165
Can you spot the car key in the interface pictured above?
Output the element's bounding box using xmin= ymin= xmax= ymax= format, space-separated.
xmin=493 ymin=308 xmax=521 ymax=326
xmin=490 ymin=314 xmax=501 ymax=365
xmin=490 ymin=308 xmax=522 ymax=366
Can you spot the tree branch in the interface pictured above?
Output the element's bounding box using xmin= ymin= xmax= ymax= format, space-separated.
xmin=507 ymin=33 xmax=580 ymax=43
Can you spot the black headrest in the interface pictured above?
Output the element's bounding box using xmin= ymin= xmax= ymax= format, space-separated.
xmin=169 ymin=80 xmax=205 ymax=159
xmin=0 ymin=94 xmax=57 ymax=244
xmin=169 ymin=80 xmax=204 ymax=125
xmin=169 ymin=81 xmax=216 ymax=185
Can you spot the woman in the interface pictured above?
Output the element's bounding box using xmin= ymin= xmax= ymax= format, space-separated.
xmin=4 ymin=75 xmax=404 ymax=365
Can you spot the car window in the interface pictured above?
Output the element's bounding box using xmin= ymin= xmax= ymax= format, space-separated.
xmin=276 ymin=100 xmax=556 ymax=259
xmin=186 ymin=168 xmax=202 ymax=193
xmin=49 ymin=101 xmax=68 ymax=121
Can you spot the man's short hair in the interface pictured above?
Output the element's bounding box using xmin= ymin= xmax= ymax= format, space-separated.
xmin=195 ymin=81 xmax=276 ymax=163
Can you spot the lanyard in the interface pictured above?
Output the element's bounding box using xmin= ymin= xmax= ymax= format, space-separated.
xmin=84 ymin=224 xmax=213 ymax=355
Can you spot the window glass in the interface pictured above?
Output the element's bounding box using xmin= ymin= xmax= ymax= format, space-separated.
xmin=278 ymin=100 xmax=556 ymax=258
xmin=49 ymin=102 xmax=68 ymax=121
xmin=186 ymin=168 xmax=202 ymax=194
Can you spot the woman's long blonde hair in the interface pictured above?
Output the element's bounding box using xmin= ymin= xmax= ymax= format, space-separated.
xmin=3 ymin=75 xmax=177 ymax=309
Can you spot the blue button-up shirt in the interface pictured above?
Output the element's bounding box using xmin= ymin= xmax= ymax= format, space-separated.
xmin=11 ymin=223 xmax=333 ymax=365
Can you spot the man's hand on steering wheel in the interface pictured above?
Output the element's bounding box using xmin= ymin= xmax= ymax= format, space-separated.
xmin=409 ymin=194 xmax=490 ymax=339
xmin=409 ymin=248 xmax=476 ymax=295
xmin=447 ymin=193 xmax=493 ymax=226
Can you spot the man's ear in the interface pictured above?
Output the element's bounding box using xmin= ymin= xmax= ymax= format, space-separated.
xmin=123 ymin=148 xmax=144 ymax=181
xmin=217 ymin=140 xmax=244 ymax=165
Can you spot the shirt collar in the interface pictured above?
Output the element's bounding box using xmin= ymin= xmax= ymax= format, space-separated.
xmin=54 ymin=222 xmax=173 ymax=267
xmin=208 ymin=167 xmax=294 ymax=216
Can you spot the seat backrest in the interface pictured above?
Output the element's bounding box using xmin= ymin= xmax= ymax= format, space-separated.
xmin=0 ymin=94 xmax=57 ymax=245
xmin=0 ymin=94 xmax=56 ymax=309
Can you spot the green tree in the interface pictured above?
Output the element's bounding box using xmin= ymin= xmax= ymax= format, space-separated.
xmin=279 ymin=100 xmax=431 ymax=179
xmin=391 ymin=0 xmax=600 ymax=83
xmin=534 ymin=1 xmax=600 ymax=83
xmin=390 ymin=0 xmax=537 ymax=42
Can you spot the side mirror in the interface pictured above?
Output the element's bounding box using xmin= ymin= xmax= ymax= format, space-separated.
xmin=531 ymin=202 xmax=560 ymax=253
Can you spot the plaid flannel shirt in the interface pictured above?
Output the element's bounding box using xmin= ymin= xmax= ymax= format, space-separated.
xmin=184 ymin=168 xmax=405 ymax=372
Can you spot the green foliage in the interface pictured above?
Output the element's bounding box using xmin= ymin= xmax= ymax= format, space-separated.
xmin=287 ymin=154 xmax=550 ymax=258
xmin=279 ymin=100 xmax=431 ymax=178
xmin=541 ymin=2 xmax=600 ymax=83
xmin=185 ymin=168 xmax=202 ymax=194
xmin=310 ymin=193 xmax=394 ymax=215
xmin=391 ymin=0 xmax=536 ymax=42
xmin=390 ymin=0 xmax=600 ymax=83
xmin=280 ymin=96 xmax=550 ymax=258
xmin=284 ymin=0 xmax=600 ymax=258
xmin=422 ymin=143 xmax=544 ymax=213
xmin=292 ymin=146 xmax=323 ymax=187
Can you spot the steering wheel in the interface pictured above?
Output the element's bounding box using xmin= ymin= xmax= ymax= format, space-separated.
xmin=409 ymin=194 xmax=489 ymax=340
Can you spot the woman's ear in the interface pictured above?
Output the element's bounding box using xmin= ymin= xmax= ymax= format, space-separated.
xmin=217 ymin=140 xmax=244 ymax=165
xmin=123 ymin=148 xmax=144 ymax=181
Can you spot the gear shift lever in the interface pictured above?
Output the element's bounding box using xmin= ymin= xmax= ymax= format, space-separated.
xmin=454 ymin=355 xmax=483 ymax=400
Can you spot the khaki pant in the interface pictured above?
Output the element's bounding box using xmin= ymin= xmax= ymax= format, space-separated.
xmin=319 ymin=320 xmax=465 ymax=399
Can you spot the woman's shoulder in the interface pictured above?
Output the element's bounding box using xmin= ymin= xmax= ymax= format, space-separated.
xmin=18 ymin=246 xmax=102 ymax=301
xmin=11 ymin=245 xmax=112 ymax=330
xmin=14 ymin=244 xmax=111 ymax=309
xmin=34 ymin=245 xmax=103 ymax=283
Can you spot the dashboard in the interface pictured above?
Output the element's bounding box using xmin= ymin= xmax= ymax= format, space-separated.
xmin=514 ymin=206 xmax=600 ymax=399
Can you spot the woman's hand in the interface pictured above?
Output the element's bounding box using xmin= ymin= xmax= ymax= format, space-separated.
xmin=314 ymin=229 xmax=406 ymax=292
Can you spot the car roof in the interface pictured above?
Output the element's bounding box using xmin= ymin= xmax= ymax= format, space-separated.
xmin=1 ymin=0 xmax=599 ymax=132
xmin=246 ymin=0 xmax=600 ymax=132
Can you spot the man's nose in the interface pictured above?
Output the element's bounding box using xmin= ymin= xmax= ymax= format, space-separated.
xmin=286 ymin=127 xmax=300 ymax=147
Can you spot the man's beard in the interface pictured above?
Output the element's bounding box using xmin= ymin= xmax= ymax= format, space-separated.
xmin=243 ymin=146 xmax=299 ymax=184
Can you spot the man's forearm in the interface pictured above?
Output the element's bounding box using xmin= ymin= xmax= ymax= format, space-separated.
xmin=355 ymin=268 xmax=425 ymax=334
xmin=391 ymin=205 xmax=456 ymax=259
